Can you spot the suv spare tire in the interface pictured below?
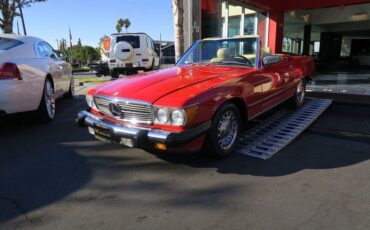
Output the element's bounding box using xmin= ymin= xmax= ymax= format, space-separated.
xmin=114 ymin=41 xmax=134 ymax=61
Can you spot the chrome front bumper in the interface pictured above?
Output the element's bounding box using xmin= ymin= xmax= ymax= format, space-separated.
xmin=76 ymin=110 xmax=211 ymax=147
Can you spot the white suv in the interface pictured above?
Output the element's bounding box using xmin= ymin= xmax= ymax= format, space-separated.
xmin=107 ymin=33 xmax=160 ymax=78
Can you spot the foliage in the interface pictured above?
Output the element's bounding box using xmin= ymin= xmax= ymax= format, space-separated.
xmin=122 ymin=18 xmax=131 ymax=32
xmin=77 ymin=38 xmax=82 ymax=47
xmin=116 ymin=18 xmax=131 ymax=33
xmin=0 ymin=0 xmax=47 ymax=33
xmin=58 ymin=38 xmax=67 ymax=52
xmin=69 ymin=45 xmax=100 ymax=64
xmin=116 ymin=18 xmax=124 ymax=33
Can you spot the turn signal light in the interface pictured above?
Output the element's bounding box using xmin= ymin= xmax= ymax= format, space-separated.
xmin=155 ymin=143 xmax=167 ymax=150
xmin=0 ymin=63 xmax=21 ymax=80
xmin=103 ymin=37 xmax=111 ymax=52
xmin=185 ymin=104 xmax=199 ymax=126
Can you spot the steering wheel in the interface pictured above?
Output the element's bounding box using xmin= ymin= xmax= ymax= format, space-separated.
xmin=233 ymin=55 xmax=252 ymax=66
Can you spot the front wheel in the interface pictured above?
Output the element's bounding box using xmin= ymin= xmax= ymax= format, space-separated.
xmin=203 ymin=103 xmax=241 ymax=157
xmin=37 ymin=79 xmax=55 ymax=122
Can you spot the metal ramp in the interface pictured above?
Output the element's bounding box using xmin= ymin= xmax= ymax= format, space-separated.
xmin=236 ymin=98 xmax=332 ymax=160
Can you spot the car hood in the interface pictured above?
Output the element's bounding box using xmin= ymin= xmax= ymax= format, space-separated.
xmin=93 ymin=65 xmax=255 ymax=105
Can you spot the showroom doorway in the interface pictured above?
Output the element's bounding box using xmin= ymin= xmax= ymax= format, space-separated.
xmin=283 ymin=3 xmax=370 ymax=96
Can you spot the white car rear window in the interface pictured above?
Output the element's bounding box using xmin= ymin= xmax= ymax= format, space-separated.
xmin=116 ymin=36 xmax=140 ymax=48
xmin=0 ymin=37 xmax=23 ymax=50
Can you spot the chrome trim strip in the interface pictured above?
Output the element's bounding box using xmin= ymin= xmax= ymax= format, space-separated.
xmin=147 ymin=130 xmax=170 ymax=141
xmin=249 ymin=96 xmax=291 ymax=120
xmin=94 ymin=95 xmax=152 ymax=106
xmin=80 ymin=110 xmax=170 ymax=142
xmin=93 ymin=95 xmax=153 ymax=125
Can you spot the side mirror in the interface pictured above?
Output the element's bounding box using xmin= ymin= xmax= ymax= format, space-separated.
xmin=262 ymin=55 xmax=280 ymax=66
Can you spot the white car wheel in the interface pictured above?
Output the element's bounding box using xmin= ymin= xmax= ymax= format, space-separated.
xmin=65 ymin=77 xmax=74 ymax=99
xmin=37 ymin=79 xmax=55 ymax=121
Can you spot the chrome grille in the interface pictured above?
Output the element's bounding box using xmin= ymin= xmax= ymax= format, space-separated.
xmin=94 ymin=96 xmax=153 ymax=124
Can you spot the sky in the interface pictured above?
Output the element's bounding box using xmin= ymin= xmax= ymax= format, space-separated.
xmin=16 ymin=0 xmax=174 ymax=49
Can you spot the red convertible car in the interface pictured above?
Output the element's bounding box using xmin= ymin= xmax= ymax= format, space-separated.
xmin=77 ymin=36 xmax=314 ymax=157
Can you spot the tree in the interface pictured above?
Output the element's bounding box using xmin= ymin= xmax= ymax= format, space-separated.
xmin=122 ymin=18 xmax=131 ymax=32
xmin=0 ymin=0 xmax=47 ymax=33
xmin=83 ymin=46 xmax=100 ymax=62
xmin=77 ymin=38 xmax=82 ymax=47
xmin=172 ymin=0 xmax=184 ymax=61
xmin=116 ymin=18 xmax=124 ymax=33
xmin=58 ymin=38 xmax=67 ymax=52
xmin=69 ymin=45 xmax=100 ymax=65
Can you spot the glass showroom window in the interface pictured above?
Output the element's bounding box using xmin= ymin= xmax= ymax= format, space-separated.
xmin=219 ymin=0 xmax=259 ymax=38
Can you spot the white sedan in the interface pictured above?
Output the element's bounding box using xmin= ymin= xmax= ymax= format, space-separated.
xmin=0 ymin=34 xmax=74 ymax=121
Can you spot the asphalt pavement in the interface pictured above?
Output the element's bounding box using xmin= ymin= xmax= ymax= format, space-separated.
xmin=0 ymin=87 xmax=369 ymax=230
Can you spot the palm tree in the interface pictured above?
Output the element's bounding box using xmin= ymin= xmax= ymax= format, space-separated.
xmin=0 ymin=0 xmax=47 ymax=34
xmin=116 ymin=18 xmax=124 ymax=33
xmin=172 ymin=0 xmax=184 ymax=61
xmin=122 ymin=18 xmax=131 ymax=33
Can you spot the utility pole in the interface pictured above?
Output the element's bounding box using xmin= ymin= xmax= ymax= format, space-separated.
xmin=18 ymin=0 xmax=27 ymax=35
xmin=159 ymin=33 xmax=162 ymax=68
xmin=16 ymin=21 xmax=20 ymax=34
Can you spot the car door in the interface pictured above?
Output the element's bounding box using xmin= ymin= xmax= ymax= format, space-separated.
xmin=147 ymin=37 xmax=159 ymax=67
xmin=40 ymin=42 xmax=69 ymax=95
xmin=260 ymin=59 xmax=292 ymax=110
xmin=241 ymin=72 xmax=273 ymax=119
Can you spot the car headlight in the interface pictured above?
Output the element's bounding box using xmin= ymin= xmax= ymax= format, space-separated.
xmin=154 ymin=107 xmax=187 ymax=126
xmin=171 ymin=109 xmax=186 ymax=126
xmin=156 ymin=108 xmax=170 ymax=124
xmin=86 ymin=94 xmax=96 ymax=109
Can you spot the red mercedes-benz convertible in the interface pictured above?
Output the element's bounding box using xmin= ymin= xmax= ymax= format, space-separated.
xmin=77 ymin=36 xmax=314 ymax=157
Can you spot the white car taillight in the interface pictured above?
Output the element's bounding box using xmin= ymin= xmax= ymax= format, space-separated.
xmin=0 ymin=63 xmax=21 ymax=80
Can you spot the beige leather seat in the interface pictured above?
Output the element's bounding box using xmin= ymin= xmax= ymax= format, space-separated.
xmin=261 ymin=47 xmax=271 ymax=57
xmin=210 ymin=47 xmax=232 ymax=63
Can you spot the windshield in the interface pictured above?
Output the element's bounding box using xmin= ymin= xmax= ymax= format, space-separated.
xmin=177 ymin=37 xmax=258 ymax=67
xmin=0 ymin=37 xmax=23 ymax=50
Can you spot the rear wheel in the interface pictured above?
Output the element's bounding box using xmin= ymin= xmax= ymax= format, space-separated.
xmin=111 ymin=70 xmax=119 ymax=79
xmin=37 ymin=78 xmax=55 ymax=122
xmin=204 ymin=103 xmax=241 ymax=157
xmin=145 ymin=60 xmax=154 ymax=72
xmin=64 ymin=77 xmax=74 ymax=99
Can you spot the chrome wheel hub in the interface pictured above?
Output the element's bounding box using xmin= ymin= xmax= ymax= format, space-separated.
xmin=45 ymin=81 xmax=55 ymax=118
xmin=70 ymin=78 xmax=75 ymax=95
xmin=296 ymin=81 xmax=305 ymax=105
xmin=217 ymin=111 xmax=238 ymax=150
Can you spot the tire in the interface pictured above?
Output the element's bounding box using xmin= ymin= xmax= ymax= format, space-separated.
xmin=203 ymin=103 xmax=241 ymax=158
xmin=145 ymin=61 xmax=154 ymax=72
xmin=37 ymin=78 xmax=56 ymax=122
xmin=111 ymin=70 xmax=120 ymax=79
xmin=64 ymin=77 xmax=74 ymax=99
xmin=289 ymin=78 xmax=306 ymax=109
